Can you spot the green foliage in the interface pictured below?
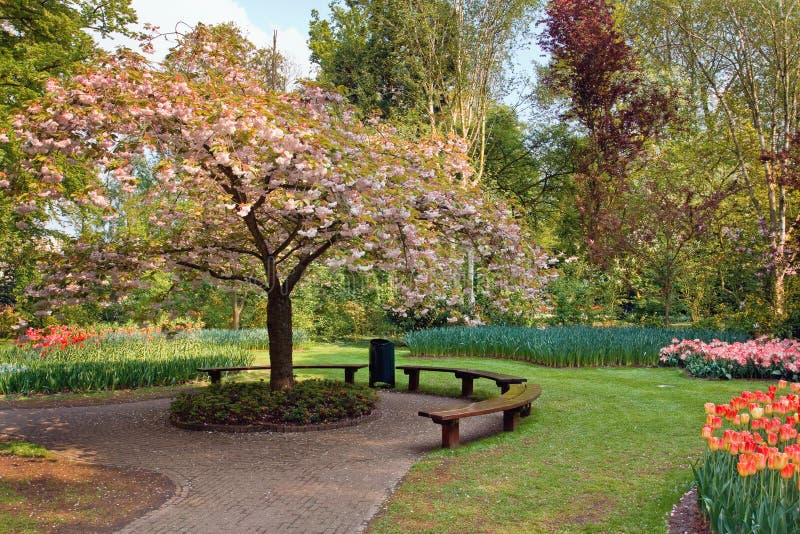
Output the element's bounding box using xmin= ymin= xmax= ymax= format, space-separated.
xmin=181 ymin=328 xmax=309 ymax=350
xmin=170 ymin=379 xmax=377 ymax=425
xmin=0 ymin=440 xmax=48 ymax=458
xmin=292 ymin=266 xmax=395 ymax=339
xmin=309 ymin=0 xmax=449 ymax=127
xmin=403 ymin=325 xmax=748 ymax=366
xmin=694 ymin=452 xmax=800 ymax=534
xmin=483 ymin=107 xmax=577 ymax=234
xmin=0 ymin=337 xmax=253 ymax=394
xmin=546 ymin=257 xmax=624 ymax=325
xmin=0 ymin=0 xmax=137 ymax=110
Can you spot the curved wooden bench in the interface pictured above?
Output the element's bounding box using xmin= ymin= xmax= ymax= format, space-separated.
xmin=397 ymin=365 xmax=526 ymax=397
xmin=419 ymin=383 xmax=541 ymax=448
xmin=197 ymin=364 xmax=367 ymax=385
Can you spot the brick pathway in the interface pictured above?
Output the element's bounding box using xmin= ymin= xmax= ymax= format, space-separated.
xmin=0 ymin=391 xmax=500 ymax=533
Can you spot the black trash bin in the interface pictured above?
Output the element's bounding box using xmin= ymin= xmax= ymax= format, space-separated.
xmin=369 ymin=338 xmax=395 ymax=388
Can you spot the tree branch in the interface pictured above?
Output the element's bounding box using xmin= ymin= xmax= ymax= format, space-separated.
xmin=175 ymin=260 xmax=270 ymax=292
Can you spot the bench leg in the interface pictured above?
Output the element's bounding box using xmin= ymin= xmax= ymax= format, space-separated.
xmin=520 ymin=403 xmax=531 ymax=418
xmin=441 ymin=420 xmax=460 ymax=448
xmin=344 ymin=368 xmax=356 ymax=384
xmin=503 ymin=409 xmax=520 ymax=432
xmin=209 ymin=371 xmax=221 ymax=384
xmin=500 ymin=383 xmax=510 ymax=394
xmin=460 ymin=377 xmax=474 ymax=397
xmin=406 ymin=370 xmax=420 ymax=391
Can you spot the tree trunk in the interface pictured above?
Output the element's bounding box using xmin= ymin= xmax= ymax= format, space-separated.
xmin=466 ymin=248 xmax=475 ymax=313
xmin=663 ymin=263 xmax=673 ymax=327
xmin=267 ymin=290 xmax=294 ymax=391
xmin=773 ymin=266 xmax=786 ymax=319
xmin=232 ymin=292 xmax=243 ymax=330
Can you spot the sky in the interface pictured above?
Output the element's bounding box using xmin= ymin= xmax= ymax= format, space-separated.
xmin=98 ymin=0 xmax=333 ymax=78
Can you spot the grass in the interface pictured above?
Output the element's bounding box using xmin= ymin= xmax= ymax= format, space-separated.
xmin=403 ymin=325 xmax=749 ymax=367
xmin=0 ymin=441 xmax=48 ymax=458
xmin=0 ymin=340 xmax=769 ymax=532
xmin=360 ymin=356 xmax=763 ymax=533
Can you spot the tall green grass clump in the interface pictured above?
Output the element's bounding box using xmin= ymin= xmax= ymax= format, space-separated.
xmin=403 ymin=325 xmax=749 ymax=367
xmin=181 ymin=328 xmax=310 ymax=350
xmin=0 ymin=337 xmax=253 ymax=394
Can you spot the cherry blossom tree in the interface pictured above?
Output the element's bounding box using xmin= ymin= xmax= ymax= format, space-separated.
xmin=9 ymin=26 xmax=553 ymax=390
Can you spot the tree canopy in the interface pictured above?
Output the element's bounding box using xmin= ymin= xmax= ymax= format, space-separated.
xmin=10 ymin=25 xmax=554 ymax=388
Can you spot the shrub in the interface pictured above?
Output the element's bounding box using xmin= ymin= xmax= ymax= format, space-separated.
xmin=403 ymin=326 xmax=747 ymax=367
xmin=694 ymin=382 xmax=800 ymax=533
xmin=659 ymin=337 xmax=800 ymax=380
xmin=170 ymin=379 xmax=378 ymax=426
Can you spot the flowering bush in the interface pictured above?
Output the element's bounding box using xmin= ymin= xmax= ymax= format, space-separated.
xmin=695 ymin=382 xmax=800 ymax=533
xmin=659 ymin=337 xmax=800 ymax=380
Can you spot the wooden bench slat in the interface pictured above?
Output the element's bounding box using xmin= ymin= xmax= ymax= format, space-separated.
xmin=397 ymin=364 xmax=526 ymax=397
xmin=197 ymin=364 xmax=367 ymax=385
xmin=422 ymin=384 xmax=541 ymax=422
xmin=198 ymin=364 xmax=366 ymax=372
xmin=397 ymin=365 xmax=526 ymax=383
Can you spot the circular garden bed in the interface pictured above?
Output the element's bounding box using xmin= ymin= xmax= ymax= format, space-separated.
xmin=169 ymin=379 xmax=378 ymax=433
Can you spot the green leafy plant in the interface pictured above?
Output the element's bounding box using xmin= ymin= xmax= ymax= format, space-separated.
xmin=0 ymin=337 xmax=253 ymax=394
xmin=170 ymin=379 xmax=378 ymax=425
xmin=403 ymin=326 xmax=746 ymax=366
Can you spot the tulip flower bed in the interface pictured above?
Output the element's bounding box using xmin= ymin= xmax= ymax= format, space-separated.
xmin=16 ymin=323 xmax=202 ymax=354
xmin=0 ymin=334 xmax=252 ymax=394
xmin=695 ymin=382 xmax=800 ymax=533
xmin=403 ymin=325 xmax=746 ymax=366
xmin=660 ymin=337 xmax=800 ymax=380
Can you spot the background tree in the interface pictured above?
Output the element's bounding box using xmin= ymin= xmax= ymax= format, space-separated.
xmin=624 ymin=0 xmax=800 ymax=320
xmin=538 ymin=0 xmax=677 ymax=266
xmin=13 ymin=25 xmax=553 ymax=389
xmin=0 ymin=0 xmax=137 ymax=330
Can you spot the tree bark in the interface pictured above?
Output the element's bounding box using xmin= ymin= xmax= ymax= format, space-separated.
xmin=232 ymin=291 xmax=243 ymax=330
xmin=267 ymin=289 xmax=294 ymax=391
xmin=773 ymin=267 xmax=786 ymax=319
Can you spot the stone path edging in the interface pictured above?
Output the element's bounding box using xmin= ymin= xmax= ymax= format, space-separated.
xmin=0 ymin=391 xmax=501 ymax=534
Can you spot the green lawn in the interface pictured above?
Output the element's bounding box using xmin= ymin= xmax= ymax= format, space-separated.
xmin=263 ymin=342 xmax=758 ymax=533
xmin=1 ymin=340 xmax=763 ymax=532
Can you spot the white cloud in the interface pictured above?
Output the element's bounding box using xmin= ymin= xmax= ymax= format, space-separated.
xmin=95 ymin=0 xmax=314 ymax=78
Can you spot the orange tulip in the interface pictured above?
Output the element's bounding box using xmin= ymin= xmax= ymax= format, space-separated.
xmin=738 ymin=458 xmax=754 ymax=477
xmin=768 ymin=432 xmax=779 ymax=446
xmin=768 ymin=452 xmax=789 ymax=471
xmin=754 ymin=452 xmax=767 ymax=471
xmin=781 ymin=463 xmax=795 ymax=479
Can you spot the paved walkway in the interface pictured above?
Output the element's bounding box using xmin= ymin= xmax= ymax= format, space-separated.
xmin=0 ymin=391 xmax=500 ymax=533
